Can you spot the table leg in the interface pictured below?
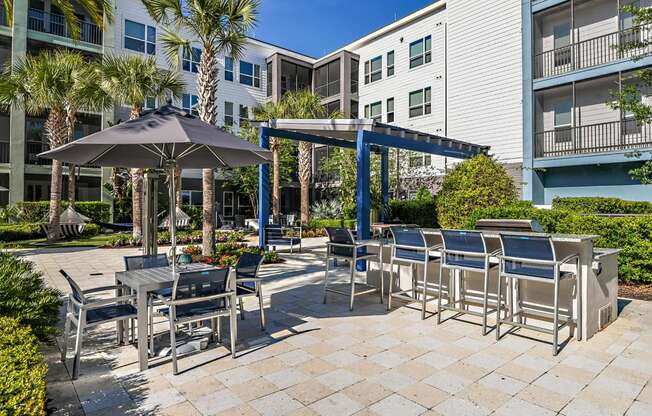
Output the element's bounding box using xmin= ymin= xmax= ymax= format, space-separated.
xmin=230 ymin=293 xmax=237 ymax=358
xmin=115 ymin=277 xmax=125 ymax=345
xmin=137 ymin=289 xmax=149 ymax=371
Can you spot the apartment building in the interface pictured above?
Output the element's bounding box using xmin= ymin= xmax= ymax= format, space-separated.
xmin=524 ymin=0 xmax=652 ymax=203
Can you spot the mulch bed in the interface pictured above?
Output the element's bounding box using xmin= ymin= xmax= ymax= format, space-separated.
xmin=619 ymin=284 xmax=652 ymax=301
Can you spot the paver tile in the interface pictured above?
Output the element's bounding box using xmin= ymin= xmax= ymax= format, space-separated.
xmin=249 ymin=391 xmax=303 ymax=416
xmin=368 ymin=393 xmax=426 ymax=416
xmin=433 ymin=396 xmax=489 ymax=416
xmin=398 ymin=382 xmax=449 ymax=408
xmin=341 ymin=381 xmax=393 ymax=406
xmin=309 ymin=392 xmax=364 ymax=416
xmin=286 ymin=380 xmax=336 ymax=405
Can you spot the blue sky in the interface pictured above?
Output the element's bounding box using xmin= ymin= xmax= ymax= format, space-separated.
xmin=252 ymin=0 xmax=437 ymax=58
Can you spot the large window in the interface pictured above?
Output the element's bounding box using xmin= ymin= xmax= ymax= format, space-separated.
xmin=239 ymin=104 xmax=249 ymax=127
xmin=553 ymin=23 xmax=571 ymax=67
xmin=124 ymin=19 xmax=156 ymax=55
xmin=351 ymin=59 xmax=359 ymax=93
xmin=223 ymin=191 xmax=234 ymax=217
xmin=409 ymin=35 xmax=431 ymax=69
xmin=280 ymin=60 xmax=312 ymax=95
xmin=182 ymin=94 xmax=198 ymax=116
xmin=266 ymin=61 xmax=273 ymax=97
xmin=315 ymin=59 xmax=340 ymax=98
xmin=224 ymin=101 xmax=234 ymax=126
xmin=225 ymin=57 xmax=234 ymax=82
xmin=239 ymin=61 xmax=260 ymax=87
xmin=181 ymin=190 xmax=203 ymax=206
xmin=386 ymin=97 xmax=394 ymax=123
xmin=183 ymin=46 xmax=201 ymax=73
xmin=553 ymin=99 xmax=572 ymax=143
xmin=387 ymin=51 xmax=395 ymax=77
xmin=409 ymin=87 xmax=431 ymax=118
xmin=364 ymin=56 xmax=382 ymax=84
xmin=364 ymin=101 xmax=382 ymax=122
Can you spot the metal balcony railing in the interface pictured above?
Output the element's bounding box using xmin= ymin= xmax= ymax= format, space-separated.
xmin=0 ymin=141 xmax=9 ymax=163
xmin=26 ymin=141 xmax=51 ymax=165
xmin=27 ymin=8 xmax=102 ymax=45
xmin=534 ymin=24 xmax=652 ymax=79
xmin=534 ymin=119 xmax=652 ymax=158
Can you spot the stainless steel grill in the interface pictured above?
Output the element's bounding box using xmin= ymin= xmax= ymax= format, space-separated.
xmin=474 ymin=219 xmax=543 ymax=233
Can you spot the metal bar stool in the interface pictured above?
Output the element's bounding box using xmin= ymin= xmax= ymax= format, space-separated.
xmin=235 ymin=252 xmax=266 ymax=330
xmin=437 ymin=230 xmax=500 ymax=335
xmin=387 ymin=226 xmax=442 ymax=319
xmin=323 ymin=227 xmax=383 ymax=311
xmin=496 ymin=233 xmax=582 ymax=356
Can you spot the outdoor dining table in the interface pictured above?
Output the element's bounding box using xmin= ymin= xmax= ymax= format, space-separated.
xmin=115 ymin=262 xmax=236 ymax=371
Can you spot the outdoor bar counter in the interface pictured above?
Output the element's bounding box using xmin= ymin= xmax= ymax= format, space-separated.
xmin=365 ymin=229 xmax=619 ymax=340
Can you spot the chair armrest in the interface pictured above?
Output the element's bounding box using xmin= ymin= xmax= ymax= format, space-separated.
xmin=162 ymin=291 xmax=235 ymax=306
xmin=426 ymin=244 xmax=443 ymax=251
xmin=559 ymin=253 xmax=579 ymax=266
xmin=392 ymin=244 xmax=428 ymax=252
xmin=236 ymin=278 xmax=263 ymax=283
xmin=83 ymin=285 xmax=131 ymax=294
xmin=81 ymin=294 xmax=137 ymax=310
xmin=489 ymin=248 xmax=502 ymax=257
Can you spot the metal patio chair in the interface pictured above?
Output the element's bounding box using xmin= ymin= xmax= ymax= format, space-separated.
xmin=157 ymin=267 xmax=236 ymax=375
xmin=388 ymin=226 xmax=442 ymax=319
xmin=59 ymin=270 xmax=138 ymax=380
xmin=235 ymin=252 xmax=266 ymax=330
xmin=323 ymin=227 xmax=383 ymax=310
xmin=264 ymin=223 xmax=302 ymax=253
xmin=438 ymin=230 xmax=500 ymax=335
xmin=496 ymin=233 xmax=582 ymax=356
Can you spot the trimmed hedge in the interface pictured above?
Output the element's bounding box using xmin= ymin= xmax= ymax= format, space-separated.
xmin=552 ymin=197 xmax=652 ymax=214
xmin=0 ymin=223 xmax=44 ymax=242
xmin=388 ymin=199 xmax=438 ymax=228
xmin=466 ymin=203 xmax=652 ymax=284
xmin=0 ymin=252 xmax=62 ymax=339
xmin=308 ymin=218 xmax=356 ymax=230
xmin=0 ymin=317 xmax=47 ymax=416
xmin=16 ymin=201 xmax=111 ymax=223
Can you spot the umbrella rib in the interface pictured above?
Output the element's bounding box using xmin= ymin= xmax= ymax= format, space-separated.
xmin=176 ymin=144 xmax=198 ymax=159
xmin=205 ymin=145 xmax=228 ymax=167
xmin=139 ymin=144 xmax=166 ymax=159
xmin=88 ymin=144 xmax=117 ymax=165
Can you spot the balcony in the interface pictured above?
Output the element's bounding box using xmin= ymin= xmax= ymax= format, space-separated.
xmin=534 ymin=24 xmax=652 ymax=79
xmin=27 ymin=8 xmax=102 ymax=46
xmin=25 ymin=141 xmax=51 ymax=165
xmin=534 ymin=119 xmax=652 ymax=158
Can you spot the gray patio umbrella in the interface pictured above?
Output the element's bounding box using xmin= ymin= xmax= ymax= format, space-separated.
xmin=39 ymin=104 xmax=272 ymax=273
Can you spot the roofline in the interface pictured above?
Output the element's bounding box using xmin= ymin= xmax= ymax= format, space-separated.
xmin=246 ymin=36 xmax=317 ymax=62
xmin=319 ymin=0 xmax=446 ymax=60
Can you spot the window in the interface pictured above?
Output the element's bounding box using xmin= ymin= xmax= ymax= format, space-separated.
xmin=553 ymin=23 xmax=571 ymax=67
xmin=351 ymin=59 xmax=359 ymax=93
xmin=224 ymin=101 xmax=234 ymax=126
xmin=182 ymin=93 xmax=198 ymax=116
xmin=324 ymin=100 xmax=340 ymax=115
xmin=315 ymin=59 xmax=340 ymax=98
xmin=409 ymin=153 xmax=423 ymax=167
xmin=387 ymin=51 xmax=395 ymax=76
xmin=553 ymin=100 xmax=572 ymax=143
xmin=409 ymin=87 xmax=431 ymax=118
xmin=181 ymin=190 xmax=203 ymax=206
xmin=350 ymin=100 xmax=359 ymax=118
xmin=386 ymin=97 xmax=394 ymax=123
xmin=239 ymin=104 xmax=249 ymax=127
xmin=364 ymin=101 xmax=382 ymax=122
xmin=280 ymin=60 xmax=312 ymax=95
xmin=266 ymin=61 xmax=273 ymax=97
xmin=621 ymin=1 xmax=642 ymax=45
xmin=182 ymin=46 xmax=201 ymax=73
xmin=364 ymin=56 xmax=382 ymax=84
xmin=409 ymin=35 xmax=431 ymax=69
xmin=144 ymin=96 xmax=156 ymax=110
xmin=239 ymin=61 xmax=260 ymax=87
xmin=223 ymin=191 xmax=234 ymax=217
xmin=124 ymin=19 xmax=155 ymax=55
xmin=225 ymin=57 xmax=234 ymax=82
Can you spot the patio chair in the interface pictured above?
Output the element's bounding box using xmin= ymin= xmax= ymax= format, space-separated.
xmin=388 ymin=226 xmax=442 ymax=319
xmin=496 ymin=233 xmax=581 ymax=355
xmin=124 ymin=254 xmax=169 ymax=356
xmin=323 ymin=227 xmax=383 ymax=310
xmin=438 ymin=230 xmax=500 ymax=335
xmin=264 ymin=223 xmax=302 ymax=253
xmin=235 ymin=252 xmax=266 ymax=329
xmin=59 ymin=270 xmax=138 ymax=380
xmin=157 ymin=268 xmax=236 ymax=375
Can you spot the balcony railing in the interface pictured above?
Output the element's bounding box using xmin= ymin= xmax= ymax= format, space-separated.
xmin=534 ymin=119 xmax=652 ymax=158
xmin=26 ymin=141 xmax=51 ymax=165
xmin=534 ymin=24 xmax=652 ymax=79
xmin=0 ymin=8 xmax=7 ymax=27
xmin=27 ymin=8 xmax=102 ymax=45
xmin=0 ymin=141 xmax=9 ymax=163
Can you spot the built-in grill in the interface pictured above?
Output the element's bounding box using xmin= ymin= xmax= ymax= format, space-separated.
xmin=474 ymin=219 xmax=543 ymax=233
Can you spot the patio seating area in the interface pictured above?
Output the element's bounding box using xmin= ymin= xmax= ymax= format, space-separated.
xmin=26 ymin=242 xmax=652 ymax=416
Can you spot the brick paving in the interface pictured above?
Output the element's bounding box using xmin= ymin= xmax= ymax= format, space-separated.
xmin=17 ymin=243 xmax=652 ymax=416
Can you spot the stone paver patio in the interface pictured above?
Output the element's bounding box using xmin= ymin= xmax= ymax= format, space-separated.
xmin=19 ymin=242 xmax=652 ymax=416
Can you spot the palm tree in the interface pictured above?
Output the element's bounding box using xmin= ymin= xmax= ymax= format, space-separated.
xmin=141 ymin=0 xmax=259 ymax=256
xmin=0 ymin=50 xmax=108 ymax=240
xmin=253 ymin=101 xmax=284 ymax=222
xmin=99 ymin=54 xmax=185 ymax=238
xmin=3 ymin=0 xmax=112 ymax=40
xmin=280 ymin=90 xmax=340 ymax=224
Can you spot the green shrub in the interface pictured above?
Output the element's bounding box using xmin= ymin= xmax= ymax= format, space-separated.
xmin=182 ymin=204 xmax=202 ymax=230
xmin=436 ymin=155 xmax=517 ymax=228
xmin=0 ymin=252 xmax=62 ymax=339
xmin=82 ymin=223 xmax=100 ymax=237
xmin=552 ymin=197 xmax=652 ymax=214
xmin=16 ymin=201 xmax=111 ymax=223
xmin=388 ymin=198 xmax=438 ymax=228
xmin=0 ymin=223 xmax=44 ymax=242
xmin=0 ymin=317 xmax=47 ymax=416
xmin=464 ymin=201 xmax=572 ymax=233
xmin=342 ymin=219 xmax=356 ymax=229
xmin=309 ymin=219 xmax=344 ymax=229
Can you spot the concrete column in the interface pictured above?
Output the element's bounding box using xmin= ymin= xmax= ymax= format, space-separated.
xmin=8 ymin=0 xmax=28 ymax=205
xmin=258 ymin=127 xmax=270 ymax=248
xmin=100 ymin=2 xmax=116 ymax=217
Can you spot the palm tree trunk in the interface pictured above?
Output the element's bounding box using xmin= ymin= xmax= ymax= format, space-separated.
xmin=174 ymin=167 xmax=182 ymax=207
xmin=299 ymin=141 xmax=312 ymax=224
xmin=271 ymin=137 xmax=280 ymax=222
xmin=198 ymin=46 xmax=219 ymax=255
xmin=129 ymin=107 xmax=143 ymax=237
xmin=45 ymin=108 xmax=68 ymax=241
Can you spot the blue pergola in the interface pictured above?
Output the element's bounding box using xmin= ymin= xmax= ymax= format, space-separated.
xmin=254 ymin=119 xmax=490 ymax=245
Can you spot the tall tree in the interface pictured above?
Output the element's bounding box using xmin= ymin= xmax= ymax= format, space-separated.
xmin=3 ymin=0 xmax=113 ymax=40
xmin=0 ymin=51 xmax=107 ymax=240
xmin=142 ymin=0 xmax=259 ymax=255
xmin=99 ymin=54 xmax=185 ymax=237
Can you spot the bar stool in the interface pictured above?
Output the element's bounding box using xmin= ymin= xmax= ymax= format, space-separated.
xmin=388 ymin=226 xmax=441 ymax=319
xmin=437 ymin=230 xmax=500 ymax=335
xmin=496 ymin=233 xmax=582 ymax=356
xmin=323 ymin=227 xmax=383 ymax=310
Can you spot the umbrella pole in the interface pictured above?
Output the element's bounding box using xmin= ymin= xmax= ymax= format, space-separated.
xmin=169 ymin=164 xmax=177 ymax=275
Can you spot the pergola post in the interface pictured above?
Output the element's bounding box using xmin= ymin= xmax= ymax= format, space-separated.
xmin=356 ymin=129 xmax=371 ymax=239
xmin=380 ymin=147 xmax=389 ymax=222
xmin=258 ymin=127 xmax=270 ymax=249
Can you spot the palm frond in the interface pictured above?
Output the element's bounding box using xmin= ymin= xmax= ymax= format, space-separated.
xmin=159 ymin=29 xmax=191 ymax=69
xmin=3 ymin=0 xmax=12 ymax=27
xmin=51 ymin=0 xmax=81 ymax=40
xmin=140 ymin=0 xmax=184 ymax=25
